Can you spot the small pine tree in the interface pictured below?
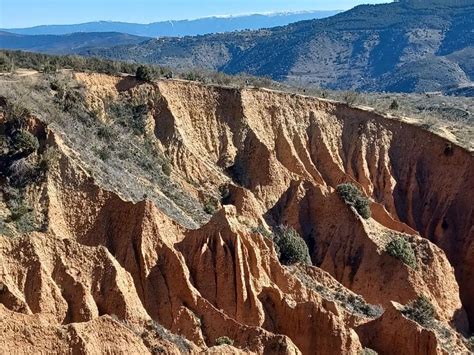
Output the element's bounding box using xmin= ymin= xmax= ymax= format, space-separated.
xmin=402 ymin=295 xmax=437 ymax=327
xmin=273 ymin=226 xmax=312 ymax=265
xmin=10 ymin=130 xmax=39 ymax=154
xmin=389 ymin=99 xmax=399 ymax=110
xmin=136 ymin=65 xmax=154 ymax=82
xmin=336 ymin=183 xmax=371 ymax=219
xmin=385 ymin=237 xmax=417 ymax=268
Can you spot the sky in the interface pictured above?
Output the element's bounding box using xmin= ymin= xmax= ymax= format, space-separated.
xmin=0 ymin=0 xmax=390 ymax=28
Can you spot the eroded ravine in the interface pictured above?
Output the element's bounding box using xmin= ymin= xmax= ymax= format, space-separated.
xmin=154 ymin=80 xmax=473 ymax=331
xmin=1 ymin=73 xmax=472 ymax=354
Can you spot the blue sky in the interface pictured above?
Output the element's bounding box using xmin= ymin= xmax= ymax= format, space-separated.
xmin=0 ymin=0 xmax=390 ymax=28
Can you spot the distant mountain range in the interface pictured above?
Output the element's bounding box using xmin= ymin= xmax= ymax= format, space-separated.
xmin=0 ymin=31 xmax=149 ymax=54
xmin=0 ymin=11 xmax=341 ymax=37
xmin=81 ymin=0 xmax=474 ymax=94
xmin=0 ymin=1 xmax=473 ymax=95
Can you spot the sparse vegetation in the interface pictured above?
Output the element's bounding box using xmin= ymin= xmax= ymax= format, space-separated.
xmin=136 ymin=65 xmax=155 ymax=82
xmin=251 ymin=224 xmax=272 ymax=239
xmin=335 ymin=292 xmax=383 ymax=318
xmin=215 ymin=336 xmax=234 ymax=346
xmin=343 ymin=91 xmax=360 ymax=107
xmin=389 ymin=99 xmax=399 ymax=110
xmin=386 ymin=237 xmax=417 ymax=268
xmin=2 ymin=187 xmax=39 ymax=234
xmin=336 ymin=183 xmax=371 ymax=219
xmin=203 ymin=198 xmax=218 ymax=215
xmin=402 ymin=295 xmax=437 ymax=327
xmin=0 ymin=101 xmax=53 ymax=235
xmin=272 ymin=226 xmax=312 ymax=266
xmin=292 ymin=266 xmax=383 ymax=318
xmin=466 ymin=336 xmax=474 ymax=352
xmin=97 ymin=125 xmax=116 ymax=142
xmin=161 ymin=162 xmax=172 ymax=176
xmin=10 ymin=130 xmax=39 ymax=154
xmin=219 ymin=184 xmax=231 ymax=203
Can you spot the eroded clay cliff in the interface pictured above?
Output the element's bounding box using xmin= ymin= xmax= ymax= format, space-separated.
xmin=0 ymin=73 xmax=472 ymax=354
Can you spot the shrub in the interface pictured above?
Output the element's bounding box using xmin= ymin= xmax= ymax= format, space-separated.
xmin=343 ymin=91 xmax=360 ymax=106
xmin=346 ymin=294 xmax=383 ymax=318
xmin=130 ymin=104 xmax=148 ymax=135
xmin=204 ymin=200 xmax=217 ymax=215
xmin=336 ymin=183 xmax=371 ymax=219
xmin=0 ymin=53 xmax=13 ymax=72
xmin=467 ymin=336 xmax=474 ymax=352
xmin=389 ymin=99 xmax=399 ymax=110
xmin=97 ymin=126 xmax=115 ymax=142
xmin=10 ymin=130 xmax=39 ymax=154
xmin=95 ymin=148 xmax=111 ymax=161
xmin=386 ymin=237 xmax=417 ymax=268
xmin=219 ymin=184 xmax=230 ymax=203
xmin=42 ymin=62 xmax=57 ymax=74
xmin=215 ymin=336 xmax=234 ymax=346
xmin=8 ymin=158 xmax=38 ymax=187
xmin=162 ymin=162 xmax=172 ymax=176
xmin=402 ymin=295 xmax=437 ymax=327
xmin=38 ymin=147 xmax=60 ymax=173
xmin=136 ymin=65 xmax=154 ymax=82
xmin=354 ymin=197 xmax=371 ymax=219
xmin=8 ymin=198 xmax=32 ymax=222
xmin=273 ymin=226 xmax=311 ymax=266
xmin=183 ymin=71 xmax=204 ymax=82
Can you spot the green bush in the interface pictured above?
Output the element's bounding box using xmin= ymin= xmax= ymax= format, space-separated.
xmin=95 ymin=148 xmax=111 ymax=161
xmin=389 ymin=99 xmax=399 ymax=110
xmin=273 ymin=226 xmax=312 ymax=266
xmin=402 ymin=295 xmax=437 ymax=327
xmin=219 ymin=184 xmax=230 ymax=203
xmin=215 ymin=336 xmax=234 ymax=346
xmin=8 ymin=158 xmax=38 ymax=187
xmin=386 ymin=237 xmax=417 ymax=268
xmin=130 ymin=105 xmax=148 ymax=135
xmin=336 ymin=183 xmax=371 ymax=219
xmin=10 ymin=130 xmax=39 ymax=154
xmin=97 ymin=126 xmax=115 ymax=142
xmin=136 ymin=65 xmax=155 ymax=82
xmin=8 ymin=198 xmax=32 ymax=222
xmin=42 ymin=62 xmax=57 ymax=74
xmin=162 ymin=162 xmax=172 ymax=176
xmin=204 ymin=198 xmax=218 ymax=215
